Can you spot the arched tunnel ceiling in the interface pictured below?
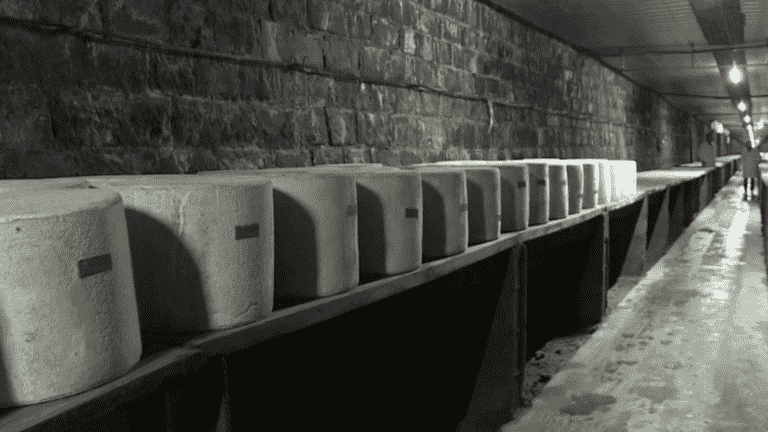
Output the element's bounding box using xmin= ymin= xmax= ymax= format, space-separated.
xmin=489 ymin=0 xmax=768 ymax=147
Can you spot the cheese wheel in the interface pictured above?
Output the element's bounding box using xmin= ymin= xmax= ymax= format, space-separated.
xmin=565 ymin=163 xmax=584 ymax=214
xmin=406 ymin=165 xmax=500 ymax=245
xmin=0 ymin=189 xmax=141 ymax=406
xmin=519 ymin=162 xmax=550 ymax=225
xmin=88 ymin=176 xmax=274 ymax=332
xmin=396 ymin=167 xmax=468 ymax=261
xmin=613 ymin=160 xmax=637 ymax=198
xmin=197 ymin=171 xmax=359 ymax=300
xmin=580 ymin=162 xmax=599 ymax=209
xmin=428 ymin=161 xmax=530 ymax=232
xmin=241 ymin=167 xmax=422 ymax=278
xmin=545 ymin=162 xmax=569 ymax=220
xmin=578 ymin=159 xmax=611 ymax=205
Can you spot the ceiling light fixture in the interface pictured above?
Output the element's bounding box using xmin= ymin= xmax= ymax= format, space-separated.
xmin=738 ymin=101 xmax=747 ymax=111
xmin=744 ymin=115 xmax=751 ymax=124
xmin=730 ymin=63 xmax=743 ymax=84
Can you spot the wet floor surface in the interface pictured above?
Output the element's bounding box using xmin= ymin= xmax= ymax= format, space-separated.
xmin=503 ymin=173 xmax=768 ymax=432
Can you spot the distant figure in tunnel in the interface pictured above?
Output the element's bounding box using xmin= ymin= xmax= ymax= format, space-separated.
xmin=698 ymin=131 xmax=716 ymax=168
xmin=741 ymin=142 xmax=761 ymax=199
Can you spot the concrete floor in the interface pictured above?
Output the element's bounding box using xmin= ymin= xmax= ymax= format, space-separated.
xmin=502 ymin=172 xmax=768 ymax=432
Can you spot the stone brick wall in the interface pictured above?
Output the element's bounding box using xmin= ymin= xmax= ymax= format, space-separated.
xmin=0 ymin=0 xmax=715 ymax=178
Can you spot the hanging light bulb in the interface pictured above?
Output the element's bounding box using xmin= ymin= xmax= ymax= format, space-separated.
xmin=738 ymin=100 xmax=747 ymax=111
xmin=730 ymin=63 xmax=742 ymax=83
xmin=744 ymin=115 xmax=751 ymax=124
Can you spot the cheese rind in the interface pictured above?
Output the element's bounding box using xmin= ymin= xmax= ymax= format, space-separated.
xmin=197 ymin=171 xmax=359 ymax=300
xmin=398 ymin=167 xmax=468 ymax=260
xmin=87 ymin=177 xmax=275 ymax=332
xmin=428 ymin=161 xmax=530 ymax=232
xmin=0 ymin=189 xmax=141 ymax=406
xmin=518 ymin=162 xmax=550 ymax=225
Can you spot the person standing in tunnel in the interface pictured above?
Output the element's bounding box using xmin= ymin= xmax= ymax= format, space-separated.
xmin=741 ymin=142 xmax=761 ymax=199
xmin=698 ymin=130 xmax=716 ymax=168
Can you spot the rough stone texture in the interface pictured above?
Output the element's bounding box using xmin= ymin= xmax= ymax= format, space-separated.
xmin=0 ymin=0 xmax=720 ymax=179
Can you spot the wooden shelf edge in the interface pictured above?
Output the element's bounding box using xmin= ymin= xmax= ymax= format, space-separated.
xmin=0 ymin=347 xmax=205 ymax=431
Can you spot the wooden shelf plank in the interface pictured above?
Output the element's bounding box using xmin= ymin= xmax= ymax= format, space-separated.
xmin=0 ymin=347 xmax=205 ymax=432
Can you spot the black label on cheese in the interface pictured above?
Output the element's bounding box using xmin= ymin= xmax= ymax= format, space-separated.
xmin=405 ymin=208 xmax=419 ymax=218
xmin=536 ymin=179 xmax=547 ymax=186
xmin=517 ymin=181 xmax=527 ymax=188
xmin=78 ymin=254 xmax=112 ymax=279
xmin=236 ymin=224 xmax=260 ymax=240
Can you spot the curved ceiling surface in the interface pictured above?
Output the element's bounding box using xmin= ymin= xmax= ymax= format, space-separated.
xmin=492 ymin=0 xmax=768 ymax=146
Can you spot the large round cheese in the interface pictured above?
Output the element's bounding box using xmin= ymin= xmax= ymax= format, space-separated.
xmin=578 ymin=159 xmax=611 ymax=205
xmin=198 ymin=171 xmax=359 ymax=300
xmin=429 ymin=161 xmax=529 ymax=232
xmin=406 ymin=165 xmax=500 ymax=245
xmin=545 ymin=162 xmax=569 ymax=220
xmin=613 ymin=160 xmax=637 ymax=199
xmin=396 ymin=167 xmax=468 ymax=261
xmin=87 ymin=176 xmax=275 ymax=333
xmin=564 ymin=163 xmax=584 ymax=214
xmin=0 ymin=189 xmax=141 ymax=406
xmin=518 ymin=162 xmax=549 ymax=225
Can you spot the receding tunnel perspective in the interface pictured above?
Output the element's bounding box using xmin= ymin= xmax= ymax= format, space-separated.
xmin=0 ymin=0 xmax=766 ymax=431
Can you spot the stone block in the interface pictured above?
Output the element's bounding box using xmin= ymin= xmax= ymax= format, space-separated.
xmin=357 ymin=111 xmax=395 ymax=147
xmin=274 ymin=149 xmax=313 ymax=167
xmin=394 ymin=88 xmax=419 ymax=114
xmin=311 ymin=146 xmax=344 ymax=164
xmin=416 ymin=8 xmax=439 ymax=37
xmin=441 ymin=18 xmax=463 ymax=45
xmin=403 ymin=28 xmax=416 ymax=54
xmin=343 ymin=146 xmax=371 ymax=163
xmin=197 ymin=59 xmax=241 ymax=101
xmin=394 ymin=115 xmax=421 ymax=148
xmin=421 ymin=117 xmax=446 ymax=151
xmin=326 ymin=107 xmax=357 ymax=146
xmin=436 ymin=40 xmax=452 ymax=65
xmin=350 ymin=12 xmax=373 ymax=39
xmin=357 ymin=84 xmax=396 ymax=113
xmin=108 ymin=0 xmax=168 ymax=43
xmin=292 ymin=31 xmax=324 ymax=68
xmin=323 ymin=35 xmax=360 ymax=76
xmin=388 ymin=50 xmax=407 ymax=82
xmin=307 ymin=0 xmax=347 ymax=35
xmin=402 ymin=0 xmax=418 ymax=27
xmin=416 ymin=57 xmax=438 ymax=88
xmin=420 ymin=92 xmax=440 ymax=117
xmin=372 ymin=148 xmax=401 ymax=166
xmin=415 ymin=32 xmax=434 ymax=61
xmin=215 ymin=147 xmax=276 ymax=170
xmin=146 ymin=52 xmax=195 ymax=96
xmin=361 ymin=46 xmax=389 ymax=81
xmin=270 ymin=0 xmax=308 ymax=29
xmin=259 ymin=19 xmax=295 ymax=63
xmin=0 ymin=28 xmax=89 ymax=87
xmin=372 ymin=17 xmax=401 ymax=49
xmin=204 ymin=11 xmax=258 ymax=55
xmin=32 ymin=0 xmax=102 ymax=30
xmin=295 ymin=108 xmax=328 ymax=146
xmin=0 ymin=84 xmax=56 ymax=153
